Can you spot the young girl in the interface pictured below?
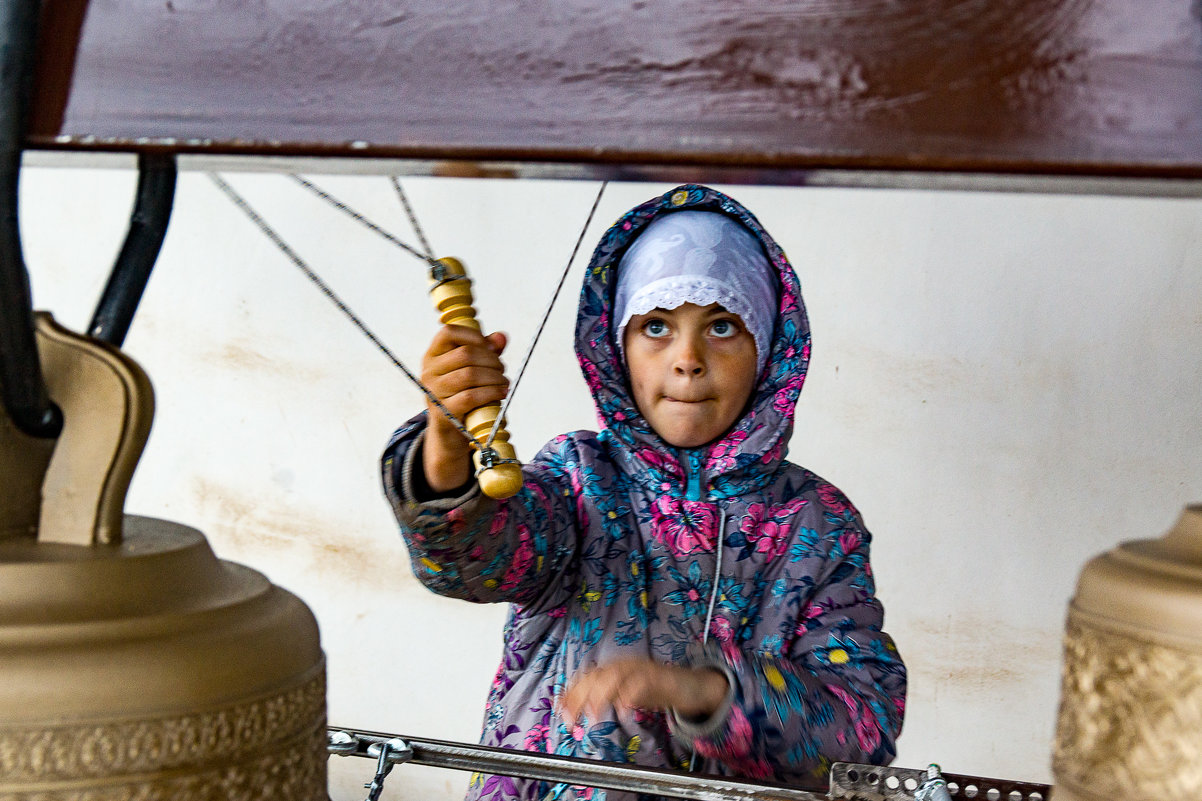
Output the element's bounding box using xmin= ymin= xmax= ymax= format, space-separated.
xmin=382 ymin=184 xmax=906 ymax=801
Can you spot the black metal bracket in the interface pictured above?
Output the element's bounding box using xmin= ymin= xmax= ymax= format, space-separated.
xmin=0 ymin=0 xmax=177 ymax=435
xmin=0 ymin=0 xmax=60 ymax=439
xmin=88 ymin=152 xmax=178 ymax=346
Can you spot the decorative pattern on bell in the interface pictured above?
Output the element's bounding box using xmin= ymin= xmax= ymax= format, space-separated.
xmin=1053 ymin=505 xmax=1202 ymax=801
xmin=0 ymin=518 xmax=327 ymax=800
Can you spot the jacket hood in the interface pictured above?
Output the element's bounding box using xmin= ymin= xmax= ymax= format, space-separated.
xmin=574 ymin=184 xmax=811 ymax=500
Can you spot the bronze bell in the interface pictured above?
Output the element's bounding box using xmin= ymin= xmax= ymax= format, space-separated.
xmin=1053 ymin=504 xmax=1202 ymax=801
xmin=0 ymin=314 xmax=327 ymax=799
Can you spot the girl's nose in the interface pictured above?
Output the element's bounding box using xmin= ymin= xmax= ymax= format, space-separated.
xmin=672 ymin=337 xmax=706 ymax=376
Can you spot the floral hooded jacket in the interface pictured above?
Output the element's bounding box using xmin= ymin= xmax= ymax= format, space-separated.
xmin=382 ymin=185 xmax=906 ymax=801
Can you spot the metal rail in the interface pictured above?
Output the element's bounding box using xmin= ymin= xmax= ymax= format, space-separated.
xmin=328 ymin=728 xmax=1055 ymax=801
xmin=328 ymin=727 xmax=829 ymax=801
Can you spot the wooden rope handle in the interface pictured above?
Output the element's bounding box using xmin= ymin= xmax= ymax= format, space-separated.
xmin=428 ymin=257 xmax=523 ymax=499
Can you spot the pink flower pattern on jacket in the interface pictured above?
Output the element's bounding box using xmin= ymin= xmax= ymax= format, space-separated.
xmin=773 ymin=374 xmax=805 ymax=416
xmin=649 ymin=495 xmax=716 ymax=556
xmin=826 ymin=683 xmax=883 ymax=754
xmin=739 ymin=497 xmax=808 ymax=559
xmin=706 ymin=429 xmax=749 ymax=474
xmin=635 ymin=446 xmax=680 ymax=479
xmin=817 ymin=482 xmax=857 ymax=516
xmin=500 ymin=524 xmax=535 ymax=591
xmin=694 ymin=706 xmax=773 ymax=779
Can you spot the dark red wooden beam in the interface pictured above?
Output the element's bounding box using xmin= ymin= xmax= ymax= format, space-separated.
xmin=26 ymin=1 xmax=1202 ymax=180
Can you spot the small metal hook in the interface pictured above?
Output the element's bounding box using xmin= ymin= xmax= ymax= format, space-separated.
xmin=429 ymin=261 xmax=448 ymax=283
xmin=477 ymin=446 xmax=499 ymax=470
xmin=473 ymin=446 xmax=521 ymax=477
xmin=363 ymin=738 xmax=412 ymax=801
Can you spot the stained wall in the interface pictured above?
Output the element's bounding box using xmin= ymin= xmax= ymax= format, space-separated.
xmin=20 ymin=166 xmax=1202 ymax=798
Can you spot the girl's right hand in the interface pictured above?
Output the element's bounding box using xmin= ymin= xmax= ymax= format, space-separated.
xmin=559 ymin=658 xmax=729 ymax=728
xmin=419 ymin=325 xmax=509 ymax=493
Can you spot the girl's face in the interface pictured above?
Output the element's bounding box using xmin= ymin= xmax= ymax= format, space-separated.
xmin=623 ymin=302 xmax=758 ymax=449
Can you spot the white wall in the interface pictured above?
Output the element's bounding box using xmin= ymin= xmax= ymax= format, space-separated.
xmin=20 ymin=166 xmax=1202 ymax=798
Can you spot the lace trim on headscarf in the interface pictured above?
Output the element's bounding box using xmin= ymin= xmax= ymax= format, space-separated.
xmin=619 ymin=276 xmax=771 ymax=370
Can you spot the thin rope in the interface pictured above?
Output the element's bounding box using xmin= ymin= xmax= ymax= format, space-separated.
xmin=689 ymin=503 xmax=726 ymax=776
xmin=288 ymin=174 xmax=439 ymax=267
xmin=702 ymin=510 xmax=725 ymax=646
xmin=219 ymin=172 xmax=607 ymax=459
xmin=484 ymin=181 xmax=607 ymax=447
xmin=207 ymin=172 xmax=481 ymax=452
xmin=287 ymin=176 xmax=607 ymax=449
xmin=390 ymin=176 xmax=435 ymax=260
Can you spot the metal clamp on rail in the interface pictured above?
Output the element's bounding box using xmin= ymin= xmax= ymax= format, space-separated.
xmin=363 ymin=738 xmax=412 ymax=801
xmin=327 ymin=729 xmax=358 ymax=756
xmin=913 ymin=764 xmax=952 ymax=801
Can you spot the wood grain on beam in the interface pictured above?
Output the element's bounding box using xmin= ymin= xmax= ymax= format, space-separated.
xmin=27 ymin=1 xmax=1202 ymax=178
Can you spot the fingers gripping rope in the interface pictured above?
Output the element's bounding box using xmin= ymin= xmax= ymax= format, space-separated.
xmin=424 ymin=182 xmax=607 ymax=497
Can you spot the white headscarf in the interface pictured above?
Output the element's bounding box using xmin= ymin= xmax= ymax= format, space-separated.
xmin=614 ymin=210 xmax=777 ymax=374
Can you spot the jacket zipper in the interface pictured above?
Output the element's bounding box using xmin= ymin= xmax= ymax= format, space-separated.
xmin=683 ymin=450 xmax=705 ymax=501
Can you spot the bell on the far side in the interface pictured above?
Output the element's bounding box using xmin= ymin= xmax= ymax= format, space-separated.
xmin=0 ymin=314 xmax=327 ymax=800
xmin=1053 ymin=504 xmax=1202 ymax=801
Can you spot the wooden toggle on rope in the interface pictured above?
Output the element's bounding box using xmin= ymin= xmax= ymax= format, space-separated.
xmin=428 ymin=256 xmax=522 ymax=498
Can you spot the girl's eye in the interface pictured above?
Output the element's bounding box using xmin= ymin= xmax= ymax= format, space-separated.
xmin=709 ymin=319 xmax=739 ymax=338
xmin=643 ymin=319 xmax=669 ymax=338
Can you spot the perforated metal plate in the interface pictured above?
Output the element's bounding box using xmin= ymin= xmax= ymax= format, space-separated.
xmin=829 ymin=763 xmax=1052 ymax=801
